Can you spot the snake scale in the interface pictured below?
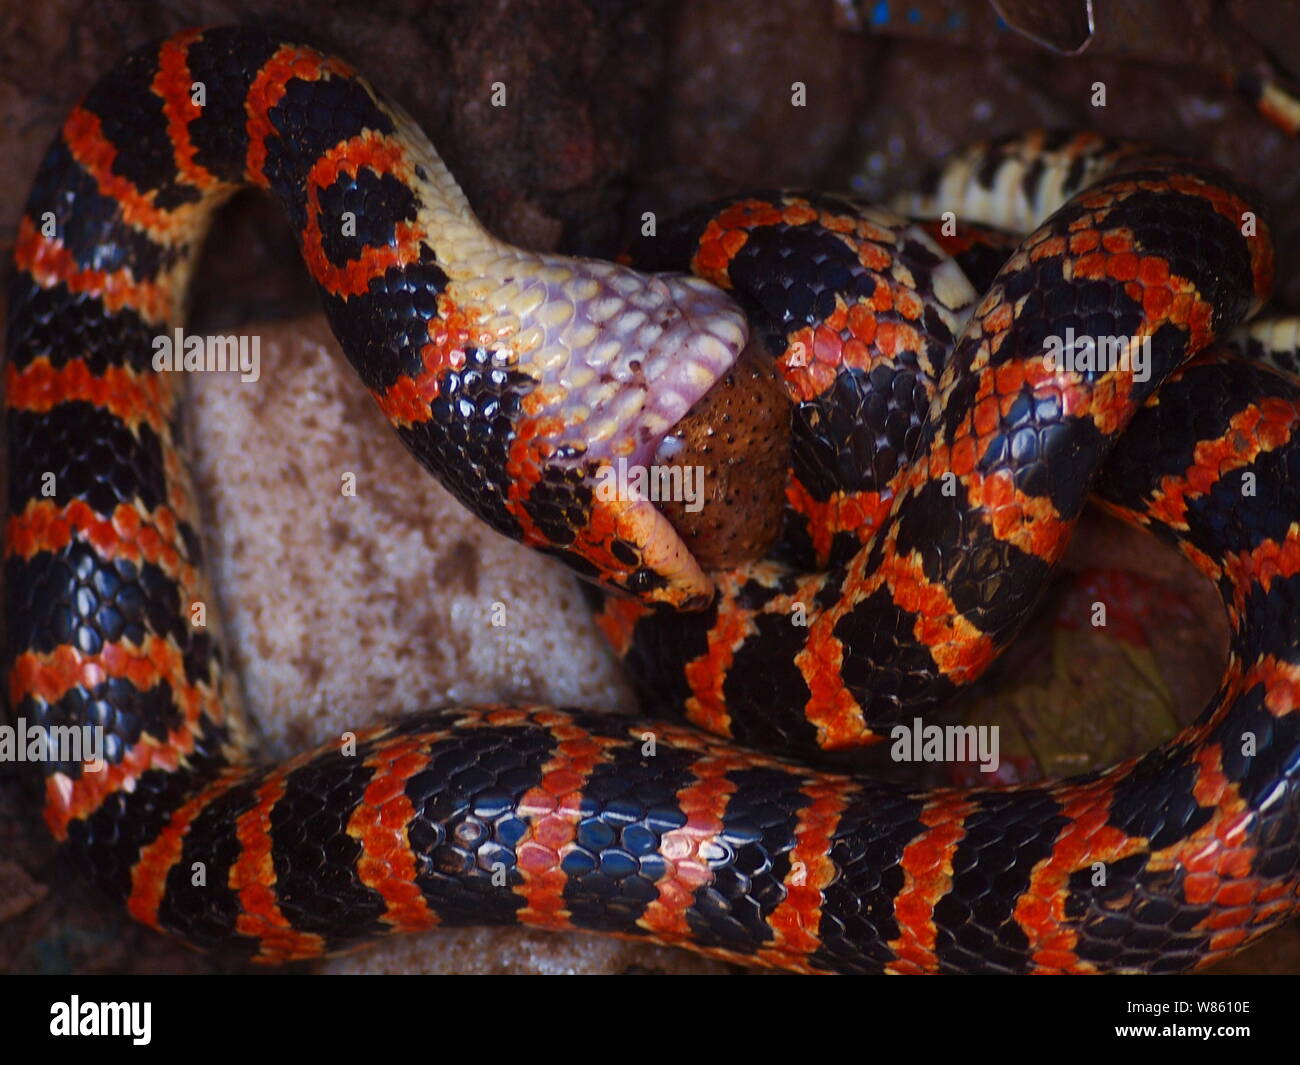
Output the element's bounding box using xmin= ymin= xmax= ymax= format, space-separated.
xmin=5 ymin=26 xmax=1299 ymax=973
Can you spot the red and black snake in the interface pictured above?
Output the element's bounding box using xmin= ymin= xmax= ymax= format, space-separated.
xmin=5 ymin=27 xmax=1299 ymax=973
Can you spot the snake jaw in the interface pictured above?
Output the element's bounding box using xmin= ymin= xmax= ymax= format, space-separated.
xmin=487 ymin=256 xmax=748 ymax=607
xmin=517 ymin=259 xmax=749 ymax=470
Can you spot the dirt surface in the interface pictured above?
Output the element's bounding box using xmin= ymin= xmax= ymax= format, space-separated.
xmin=1 ymin=0 xmax=1296 ymax=974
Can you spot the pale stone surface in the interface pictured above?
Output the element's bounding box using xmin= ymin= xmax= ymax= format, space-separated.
xmin=185 ymin=315 xmax=730 ymax=974
xmin=320 ymin=925 xmax=727 ymax=976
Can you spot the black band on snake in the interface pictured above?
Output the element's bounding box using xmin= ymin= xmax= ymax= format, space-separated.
xmin=5 ymin=28 xmax=1298 ymax=973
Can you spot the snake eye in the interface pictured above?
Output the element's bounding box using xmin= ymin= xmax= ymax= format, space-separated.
xmin=626 ymin=568 xmax=661 ymax=594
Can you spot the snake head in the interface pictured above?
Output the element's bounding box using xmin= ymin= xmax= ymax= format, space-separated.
xmin=376 ymin=238 xmax=790 ymax=610
xmin=494 ymin=257 xmax=792 ymax=609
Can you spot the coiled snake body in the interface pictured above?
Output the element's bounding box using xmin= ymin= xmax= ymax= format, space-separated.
xmin=5 ymin=28 xmax=1299 ymax=973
